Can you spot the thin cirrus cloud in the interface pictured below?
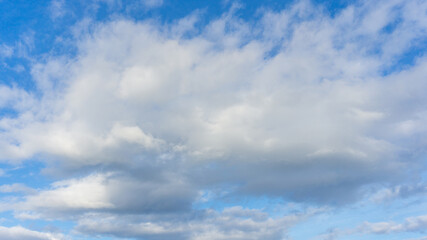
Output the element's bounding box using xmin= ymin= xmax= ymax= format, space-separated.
xmin=0 ymin=0 xmax=426 ymax=239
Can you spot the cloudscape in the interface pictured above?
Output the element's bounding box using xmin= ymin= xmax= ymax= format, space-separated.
xmin=0 ymin=0 xmax=427 ymax=239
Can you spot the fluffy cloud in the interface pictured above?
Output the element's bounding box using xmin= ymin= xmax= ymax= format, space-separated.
xmin=1 ymin=0 xmax=427 ymax=201
xmin=1 ymin=173 xmax=316 ymax=239
xmin=12 ymin=0 xmax=427 ymax=203
xmin=0 ymin=0 xmax=427 ymax=239
xmin=5 ymin=172 xmax=194 ymax=219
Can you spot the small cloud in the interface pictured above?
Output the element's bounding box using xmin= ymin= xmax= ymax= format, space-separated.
xmin=141 ymin=0 xmax=163 ymax=8
xmin=358 ymin=215 xmax=427 ymax=234
xmin=370 ymin=183 xmax=427 ymax=203
xmin=0 ymin=183 xmax=37 ymax=194
xmin=49 ymin=0 xmax=66 ymax=20
xmin=0 ymin=44 xmax=13 ymax=58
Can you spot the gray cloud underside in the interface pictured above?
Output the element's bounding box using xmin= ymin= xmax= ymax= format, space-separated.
xmin=73 ymin=207 xmax=314 ymax=240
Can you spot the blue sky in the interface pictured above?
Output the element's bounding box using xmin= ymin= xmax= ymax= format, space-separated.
xmin=1 ymin=0 xmax=427 ymax=239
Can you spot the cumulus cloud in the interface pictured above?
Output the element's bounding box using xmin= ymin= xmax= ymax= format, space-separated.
xmin=0 ymin=0 xmax=427 ymax=238
xmin=0 ymin=0 xmax=426 ymax=203
xmin=0 ymin=174 xmax=317 ymax=239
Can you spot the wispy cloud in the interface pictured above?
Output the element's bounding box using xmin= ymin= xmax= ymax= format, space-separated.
xmin=49 ymin=0 xmax=66 ymax=20
xmin=360 ymin=215 xmax=427 ymax=234
xmin=0 ymin=226 xmax=65 ymax=240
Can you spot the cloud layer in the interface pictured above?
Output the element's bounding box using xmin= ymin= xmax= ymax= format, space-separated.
xmin=0 ymin=0 xmax=427 ymax=239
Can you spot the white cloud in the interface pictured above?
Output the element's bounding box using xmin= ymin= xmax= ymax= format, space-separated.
xmin=0 ymin=85 xmax=34 ymax=110
xmin=49 ymin=0 xmax=66 ymax=20
xmin=0 ymin=183 xmax=36 ymax=194
xmin=0 ymin=0 xmax=425 ymax=205
xmin=0 ymin=0 xmax=427 ymax=239
xmin=316 ymin=214 xmax=427 ymax=239
xmin=360 ymin=215 xmax=427 ymax=234
xmin=0 ymin=44 xmax=13 ymax=58
xmin=108 ymin=123 xmax=163 ymax=148
xmin=0 ymin=226 xmax=65 ymax=240
xmin=23 ymin=173 xmax=114 ymax=211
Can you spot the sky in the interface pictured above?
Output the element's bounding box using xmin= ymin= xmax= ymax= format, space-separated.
xmin=0 ymin=0 xmax=427 ymax=239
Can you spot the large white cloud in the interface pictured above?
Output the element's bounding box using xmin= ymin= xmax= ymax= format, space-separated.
xmin=1 ymin=0 xmax=426 ymax=201
xmin=0 ymin=0 xmax=427 ymax=238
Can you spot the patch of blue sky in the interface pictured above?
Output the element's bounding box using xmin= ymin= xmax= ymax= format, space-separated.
xmin=193 ymin=189 xmax=288 ymax=213
xmin=0 ymin=107 xmax=19 ymax=120
xmin=0 ymin=2 xmax=65 ymax=93
xmin=0 ymin=211 xmax=18 ymax=227
xmin=95 ymin=0 xmax=355 ymax=26
xmin=8 ymin=217 xmax=76 ymax=237
xmin=0 ymin=214 xmax=74 ymax=240
xmin=381 ymin=16 xmax=403 ymax=35
xmin=382 ymin=40 xmax=427 ymax=75
xmin=312 ymin=0 xmax=354 ymax=16
xmin=288 ymin=193 xmax=427 ymax=239
xmin=0 ymin=61 xmax=34 ymax=91
xmin=3 ymin=0 xmax=417 ymax=96
xmin=0 ymin=160 xmax=50 ymax=189
xmin=0 ymin=0 xmax=358 ymax=57
xmin=0 ymin=1 xmax=65 ymax=57
xmin=1 ymin=210 xmax=116 ymax=240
